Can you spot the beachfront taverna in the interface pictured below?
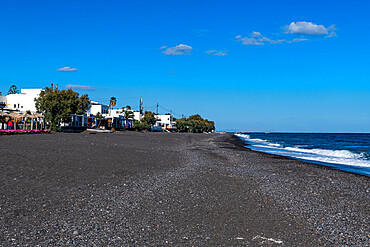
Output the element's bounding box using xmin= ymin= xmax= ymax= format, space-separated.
xmin=1 ymin=87 xmax=177 ymax=132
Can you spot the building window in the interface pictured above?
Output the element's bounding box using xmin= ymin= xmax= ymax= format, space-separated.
xmin=21 ymin=106 xmax=23 ymax=108
xmin=14 ymin=104 xmax=16 ymax=108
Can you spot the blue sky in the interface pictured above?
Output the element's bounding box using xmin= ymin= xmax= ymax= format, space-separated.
xmin=1 ymin=0 xmax=369 ymax=132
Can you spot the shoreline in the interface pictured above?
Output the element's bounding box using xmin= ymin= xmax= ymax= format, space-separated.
xmin=232 ymin=134 xmax=370 ymax=177
xmin=1 ymin=132 xmax=368 ymax=245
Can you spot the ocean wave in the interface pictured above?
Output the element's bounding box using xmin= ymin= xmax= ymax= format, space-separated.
xmin=284 ymin=146 xmax=364 ymax=159
xmin=235 ymin=134 xmax=370 ymax=168
xmin=236 ymin=134 xmax=282 ymax=147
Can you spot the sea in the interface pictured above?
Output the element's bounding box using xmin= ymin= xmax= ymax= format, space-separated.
xmin=235 ymin=133 xmax=370 ymax=177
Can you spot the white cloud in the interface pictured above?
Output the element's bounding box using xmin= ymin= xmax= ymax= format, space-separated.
xmin=235 ymin=35 xmax=264 ymax=45
xmin=327 ymin=24 xmax=337 ymax=37
xmin=236 ymin=22 xmax=336 ymax=47
xmin=66 ymin=84 xmax=95 ymax=91
xmin=236 ymin=33 xmax=285 ymax=45
xmin=206 ymin=50 xmax=228 ymax=56
xmin=285 ymin=22 xmax=336 ymax=37
xmin=214 ymin=51 xmax=228 ymax=56
xmin=160 ymin=44 xmax=193 ymax=55
xmin=292 ymin=38 xmax=308 ymax=42
xmin=251 ymin=31 xmax=262 ymax=38
xmin=206 ymin=50 xmax=217 ymax=54
xmin=260 ymin=36 xmax=286 ymax=44
xmin=56 ymin=66 xmax=78 ymax=72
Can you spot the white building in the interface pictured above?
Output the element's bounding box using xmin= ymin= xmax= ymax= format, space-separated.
xmin=152 ymin=114 xmax=177 ymax=130
xmin=89 ymin=101 xmax=109 ymax=115
xmin=133 ymin=111 xmax=142 ymax=121
xmin=0 ymin=95 xmax=6 ymax=109
xmin=5 ymin=89 xmax=43 ymax=113
xmin=105 ymin=107 xmax=141 ymax=121
xmin=101 ymin=108 xmax=121 ymax=118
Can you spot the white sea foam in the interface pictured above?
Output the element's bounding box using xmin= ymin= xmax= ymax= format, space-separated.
xmin=284 ymin=146 xmax=364 ymax=159
xmin=235 ymin=134 xmax=370 ymax=168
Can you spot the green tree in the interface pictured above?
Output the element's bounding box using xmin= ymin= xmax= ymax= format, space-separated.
xmin=133 ymin=111 xmax=156 ymax=131
xmin=133 ymin=120 xmax=150 ymax=131
xmin=125 ymin=110 xmax=134 ymax=119
xmin=94 ymin=112 xmax=104 ymax=127
xmin=77 ymin=94 xmax=90 ymax=115
xmin=175 ymin=118 xmax=188 ymax=132
xmin=126 ymin=105 xmax=131 ymax=110
xmin=34 ymin=86 xmax=90 ymax=131
xmin=8 ymin=85 xmax=19 ymax=95
xmin=188 ymin=114 xmax=204 ymax=121
xmin=175 ymin=114 xmax=215 ymax=133
xmin=141 ymin=111 xmax=156 ymax=125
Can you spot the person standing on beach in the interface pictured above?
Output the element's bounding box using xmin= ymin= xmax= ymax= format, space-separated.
xmin=7 ymin=120 xmax=13 ymax=130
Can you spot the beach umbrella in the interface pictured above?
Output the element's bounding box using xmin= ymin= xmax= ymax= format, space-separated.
xmin=0 ymin=111 xmax=10 ymax=118
xmin=0 ymin=111 xmax=10 ymax=130
xmin=9 ymin=112 xmax=23 ymax=119
xmin=27 ymin=114 xmax=38 ymax=130
xmin=0 ymin=111 xmax=9 ymax=122
xmin=9 ymin=112 xmax=23 ymax=130
xmin=32 ymin=113 xmax=44 ymax=130
xmin=33 ymin=113 xmax=44 ymax=118
xmin=23 ymin=114 xmax=34 ymax=130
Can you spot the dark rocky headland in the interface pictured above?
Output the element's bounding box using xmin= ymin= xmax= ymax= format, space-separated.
xmin=1 ymin=132 xmax=369 ymax=246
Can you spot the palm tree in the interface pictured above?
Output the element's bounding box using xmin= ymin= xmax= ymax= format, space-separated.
xmin=109 ymin=97 xmax=117 ymax=116
xmin=8 ymin=85 xmax=19 ymax=95
xmin=125 ymin=110 xmax=134 ymax=119
xmin=94 ymin=112 xmax=104 ymax=127
xmin=110 ymin=97 xmax=117 ymax=106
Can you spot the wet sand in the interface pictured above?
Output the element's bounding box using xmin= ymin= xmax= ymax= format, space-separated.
xmin=0 ymin=132 xmax=369 ymax=246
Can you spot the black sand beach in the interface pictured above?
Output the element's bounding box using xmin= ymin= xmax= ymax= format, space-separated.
xmin=0 ymin=132 xmax=369 ymax=246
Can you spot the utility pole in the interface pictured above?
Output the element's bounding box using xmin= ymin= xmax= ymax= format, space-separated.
xmin=139 ymin=97 xmax=143 ymax=115
xmin=51 ymin=83 xmax=54 ymax=90
xmin=156 ymin=103 xmax=159 ymax=115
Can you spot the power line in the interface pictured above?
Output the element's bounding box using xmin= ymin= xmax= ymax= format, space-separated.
xmin=159 ymin=105 xmax=182 ymax=118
